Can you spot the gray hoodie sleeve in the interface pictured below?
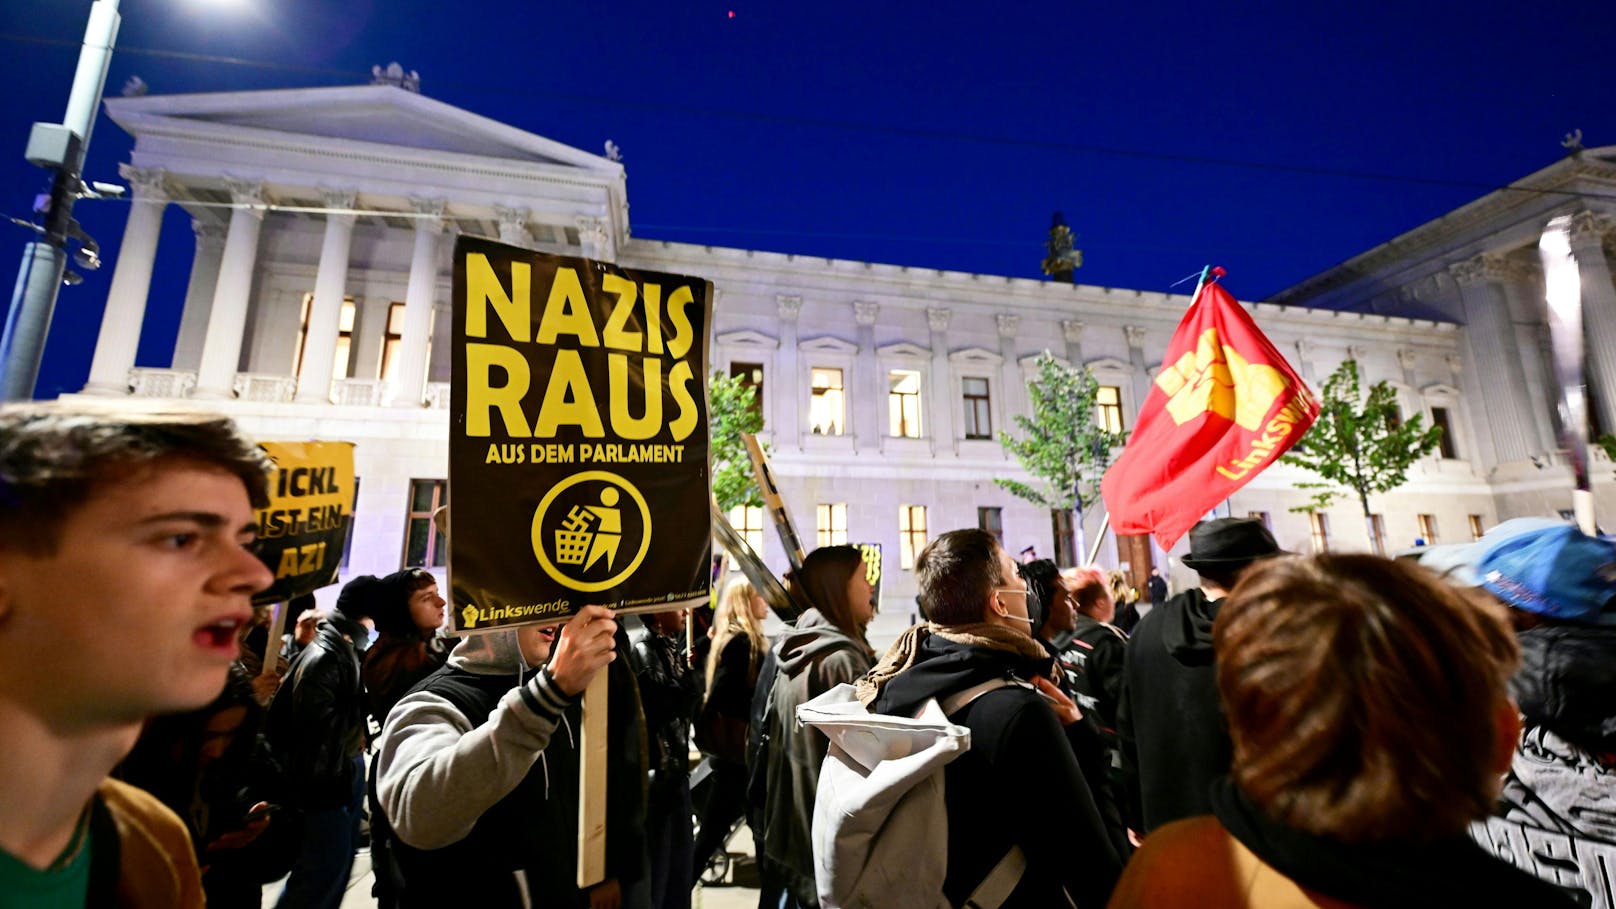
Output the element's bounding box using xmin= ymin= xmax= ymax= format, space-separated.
xmin=376 ymin=668 xmax=577 ymax=850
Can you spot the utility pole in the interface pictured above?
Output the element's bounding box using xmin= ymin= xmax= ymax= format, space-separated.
xmin=0 ymin=0 xmax=121 ymax=400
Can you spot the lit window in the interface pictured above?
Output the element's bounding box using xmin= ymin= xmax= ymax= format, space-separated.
xmin=1417 ymin=514 xmax=1438 ymax=545
xmin=962 ymin=377 xmax=992 ymax=440
xmin=898 ymin=505 xmax=928 ymax=569
xmin=1096 ymin=385 xmax=1124 ymax=434
xmin=1469 ymin=514 xmax=1484 ymax=541
xmin=1309 ymin=512 xmax=1330 ymax=554
xmin=380 ymin=302 xmax=406 ymax=382
xmin=404 ymin=479 xmax=447 ymax=568
xmin=727 ymin=504 xmax=765 ymax=567
xmin=294 ymin=294 xmax=357 ymax=382
xmin=1369 ymin=514 xmax=1386 ymax=552
xmin=816 ymin=503 xmax=848 ymax=547
xmin=977 ymin=507 xmax=1003 ymax=544
xmin=889 ymin=370 xmax=923 ymax=438
xmin=810 ymin=368 xmax=844 ymax=435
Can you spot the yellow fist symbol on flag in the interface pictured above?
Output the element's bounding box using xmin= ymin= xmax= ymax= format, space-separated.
xmin=1155 ymin=328 xmax=1289 ymax=430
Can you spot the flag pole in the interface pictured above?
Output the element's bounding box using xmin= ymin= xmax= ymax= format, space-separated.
xmin=1090 ymin=265 xmax=1215 ymax=568
xmin=1539 ymin=218 xmax=1598 ymax=535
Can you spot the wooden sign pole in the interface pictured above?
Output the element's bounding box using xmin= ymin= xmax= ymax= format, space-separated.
xmin=259 ymin=599 xmax=289 ymax=678
xmin=576 ymin=671 xmax=609 ymax=889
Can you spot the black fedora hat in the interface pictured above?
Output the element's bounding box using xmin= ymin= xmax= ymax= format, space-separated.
xmin=1180 ymin=518 xmax=1284 ymax=571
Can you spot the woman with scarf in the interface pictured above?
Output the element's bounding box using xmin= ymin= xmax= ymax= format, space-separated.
xmin=859 ymin=530 xmax=1123 ymax=909
xmin=751 ymin=545 xmax=876 ymax=909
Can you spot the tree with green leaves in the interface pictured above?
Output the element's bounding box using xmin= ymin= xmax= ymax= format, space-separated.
xmin=995 ymin=352 xmax=1123 ymax=559
xmin=1281 ymin=358 xmax=1442 ymax=555
xmin=709 ymin=371 xmax=766 ymax=511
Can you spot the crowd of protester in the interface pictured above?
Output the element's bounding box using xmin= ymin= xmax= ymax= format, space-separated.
xmin=1 ymin=401 xmax=1611 ymax=909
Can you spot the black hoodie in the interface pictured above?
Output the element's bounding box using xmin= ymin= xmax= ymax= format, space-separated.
xmin=869 ymin=635 xmax=1124 ymax=909
xmin=1116 ymin=587 xmax=1232 ymax=833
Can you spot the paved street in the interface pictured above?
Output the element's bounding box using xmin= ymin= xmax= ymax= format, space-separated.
xmin=263 ymin=826 xmax=763 ymax=908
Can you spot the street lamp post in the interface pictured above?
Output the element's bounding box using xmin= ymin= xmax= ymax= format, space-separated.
xmin=0 ymin=0 xmax=122 ymax=400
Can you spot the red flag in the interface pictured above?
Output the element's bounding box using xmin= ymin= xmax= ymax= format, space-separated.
xmin=1099 ymin=280 xmax=1318 ymax=550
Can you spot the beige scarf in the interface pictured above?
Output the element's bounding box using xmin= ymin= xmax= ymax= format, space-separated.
xmin=854 ymin=621 xmax=1050 ymax=706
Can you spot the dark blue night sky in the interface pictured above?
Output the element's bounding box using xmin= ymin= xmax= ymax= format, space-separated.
xmin=2 ymin=0 xmax=1612 ymax=397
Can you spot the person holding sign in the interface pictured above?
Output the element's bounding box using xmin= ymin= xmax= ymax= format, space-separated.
xmin=0 ymin=403 xmax=275 ymax=909
xmin=376 ymin=606 xmax=647 ymax=908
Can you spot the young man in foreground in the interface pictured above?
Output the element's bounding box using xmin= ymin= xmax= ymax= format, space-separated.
xmin=0 ymin=403 xmax=275 ymax=908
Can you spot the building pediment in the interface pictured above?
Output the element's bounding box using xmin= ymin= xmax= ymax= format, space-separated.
xmin=800 ymin=335 xmax=858 ymax=355
xmin=716 ymin=329 xmax=779 ymax=349
xmin=948 ymin=346 xmax=1003 ymax=366
xmin=878 ymin=341 xmax=931 ymax=359
xmin=105 ymin=85 xmax=621 ymax=175
xmin=1422 ymin=382 xmax=1462 ymax=398
xmin=1084 ymin=357 xmax=1132 ymax=374
xmin=1019 ymin=352 xmax=1072 ymax=370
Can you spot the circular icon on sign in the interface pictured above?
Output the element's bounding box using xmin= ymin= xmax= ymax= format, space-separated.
xmin=531 ymin=470 xmax=652 ymax=592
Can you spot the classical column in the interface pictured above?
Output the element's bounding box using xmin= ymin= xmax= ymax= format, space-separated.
xmin=852 ymin=301 xmax=880 ymax=451
xmin=392 ymin=197 xmax=444 ymax=406
xmin=194 ymin=179 xmax=267 ymax=399
xmin=1396 ymin=348 xmax=1417 ymax=387
xmin=927 ymin=307 xmax=955 ymax=455
xmin=1124 ymin=325 xmax=1151 ymax=415
xmin=1061 ymin=319 xmax=1085 ymax=369
xmin=1294 ymin=338 xmax=1317 ymax=384
xmin=576 ymin=216 xmax=614 ymax=261
xmin=295 ymin=190 xmax=358 ymax=402
xmin=1567 ymin=212 xmax=1616 ymax=434
xmin=1449 ymin=254 xmax=1537 ymax=465
xmin=995 ymin=313 xmax=1020 ymax=442
xmin=496 ymin=205 xmax=529 ymax=247
xmin=774 ymin=295 xmax=803 ymax=449
xmin=84 ymin=166 xmax=168 ymax=393
xmin=1495 ymin=264 xmax=1559 ymax=454
xmin=172 ymin=220 xmax=225 ymax=372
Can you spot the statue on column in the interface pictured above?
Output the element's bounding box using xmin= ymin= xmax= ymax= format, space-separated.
xmin=1042 ymin=211 xmax=1083 ymax=283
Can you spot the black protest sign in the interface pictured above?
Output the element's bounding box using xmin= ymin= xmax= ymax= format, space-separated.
xmin=450 ymin=237 xmax=713 ymax=633
xmin=712 ymin=499 xmax=805 ymax=623
xmin=855 ymin=542 xmax=884 ymax=614
xmin=252 ymin=441 xmax=356 ymax=605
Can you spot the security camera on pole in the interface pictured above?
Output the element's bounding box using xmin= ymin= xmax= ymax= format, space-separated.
xmin=0 ymin=0 xmax=121 ymax=400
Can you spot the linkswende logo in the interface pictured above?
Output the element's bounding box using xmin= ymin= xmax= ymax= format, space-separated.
xmin=1155 ymin=327 xmax=1290 ymax=430
xmin=462 ymin=604 xmax=481 ymax=629
xmin=531 ymin=470 xmax=653 ymax=593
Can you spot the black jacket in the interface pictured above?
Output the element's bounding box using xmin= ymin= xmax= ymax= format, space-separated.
xmin=265 ymin=611 xmax=367 ymax=810
xmin=1117 ymin=588 xmax=1231 ymax=833
xmin=627 ymin=621 xmax=703 ymax=794
xmin=870 ymin=635 xmax=1124 ymax=909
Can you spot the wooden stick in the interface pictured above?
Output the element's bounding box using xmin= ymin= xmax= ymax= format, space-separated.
xmin=576 ymin=670 xmax=609 ymax=890
xmin=259 ymin=599 xmax=289 ymax=679
xmin=1085 ymin=512 xmax=1111 ymax=566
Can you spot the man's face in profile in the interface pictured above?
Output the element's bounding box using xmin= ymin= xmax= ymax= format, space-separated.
xmin=0 ymin=458 xmax=273 ymax=724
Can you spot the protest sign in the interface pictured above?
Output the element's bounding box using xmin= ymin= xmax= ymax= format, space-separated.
xmin=713 ymin=500 xmax=805 ymax=622
xmin=450 ymin=237 xmax=714 ymax=633
xmin=742 ymin=432 xmax=806 ymax=573
xmin=252 ymin=441 xmax=355 ymax=606
xmin=854 ymin=542 xmax=884 ymax=614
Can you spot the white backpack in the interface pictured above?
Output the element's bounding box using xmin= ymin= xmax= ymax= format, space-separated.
xmin=797 ymin=680 xmax=1034 ymax=909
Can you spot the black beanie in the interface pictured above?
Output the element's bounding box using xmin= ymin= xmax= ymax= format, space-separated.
xmin=335 ymin=574 xmax=382 ymax=621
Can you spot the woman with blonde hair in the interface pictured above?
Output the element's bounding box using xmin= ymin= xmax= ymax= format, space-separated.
xmin=691 ymin=578 xmax=769 ymax=880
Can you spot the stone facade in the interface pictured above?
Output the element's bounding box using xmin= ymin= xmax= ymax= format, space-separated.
xmin=67 ymin=82 xmax=1608 ymax=642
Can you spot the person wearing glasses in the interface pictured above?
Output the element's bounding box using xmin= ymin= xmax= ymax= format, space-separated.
xmin=857 ymin=529 xmax=1123 ymax=909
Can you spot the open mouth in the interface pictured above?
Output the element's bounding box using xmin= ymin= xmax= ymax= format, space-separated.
xmin=194 ymin=617 xmax=244 ymax=655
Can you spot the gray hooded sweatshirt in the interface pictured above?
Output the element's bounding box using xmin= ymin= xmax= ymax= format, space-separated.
xmin=375 ymin=629 xmax=576 ymax=851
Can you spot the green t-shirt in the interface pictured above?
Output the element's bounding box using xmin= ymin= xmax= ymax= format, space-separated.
xmin=0 ymin=811 xmax=94 ymax=909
